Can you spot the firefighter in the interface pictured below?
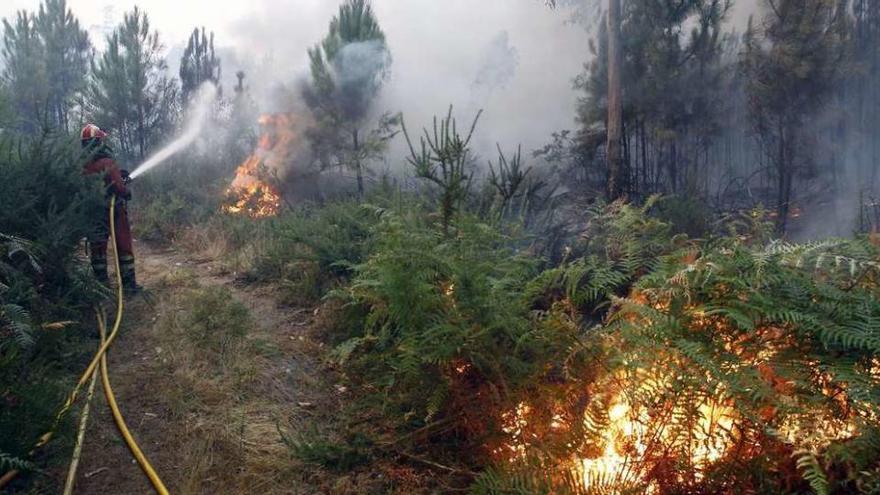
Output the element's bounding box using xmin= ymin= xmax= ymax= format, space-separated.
xmin=81 ymin=124 xmax=142 ymax=294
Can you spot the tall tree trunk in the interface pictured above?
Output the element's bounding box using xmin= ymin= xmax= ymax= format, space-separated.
xmin=137 ymin=100 xmax=146 ymax=160
xmin=776 ymin=124 xmax=792 ymax=235
xmin=606 ymin=0 xmax=624 ymax=201
xmin=640 ymin=120 xmax=647 ymax=194
xmin=353 ymin=128 xmax=364 ymax=198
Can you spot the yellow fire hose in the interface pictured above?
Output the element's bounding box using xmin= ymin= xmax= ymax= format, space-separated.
xmin=62 ymin=346 xmax=99 ymax=495
xmin=0 ymin=196 xmax=168 ymax=494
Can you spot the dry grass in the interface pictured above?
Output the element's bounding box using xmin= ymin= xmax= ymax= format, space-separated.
xmin=134 ymin=269 xmax=304 ymax=494
xmin=174 ymin=216 xmax=266 ymax=275
xmin=65 ymin=240 xmax=442 ymax=494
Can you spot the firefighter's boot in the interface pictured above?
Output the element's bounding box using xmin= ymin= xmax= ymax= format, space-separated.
xmin=89 ymin=245 xmax=110 ymax=285
xmin=120 ymin=255 xmax=143 ymax=295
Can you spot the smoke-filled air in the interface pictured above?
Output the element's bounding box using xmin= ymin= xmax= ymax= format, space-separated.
xmin=130 ymin=83 xmax=217 ymax=179
xmin=2 ymin=1 xmax=880 ymax=494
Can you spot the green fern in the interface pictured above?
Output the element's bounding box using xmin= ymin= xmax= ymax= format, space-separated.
xmin=289 ymin=196 xmax=880 ymax=494
xmin=0 ymin=303 xmax=34 ymax=349
xmin=796 ymin=450 xmax=831 ymax=495
xmin=0 ymin=451 xmax=35 ymax=473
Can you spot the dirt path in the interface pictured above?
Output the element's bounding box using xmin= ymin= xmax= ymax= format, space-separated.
xmin=61 ymin=240 xmax=348 ymax=494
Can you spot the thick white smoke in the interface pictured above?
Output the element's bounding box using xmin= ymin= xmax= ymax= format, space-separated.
xmin=471 ymin=31 xmax=520 ymax=105
xmin=211 ymin=0 xmax=589 ymax=163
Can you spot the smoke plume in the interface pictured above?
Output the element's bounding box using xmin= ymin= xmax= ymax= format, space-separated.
xmin=331 ymin=39 xmax=391 ymax=123
xmin=212 ymin=0 xmax=588 ymax=164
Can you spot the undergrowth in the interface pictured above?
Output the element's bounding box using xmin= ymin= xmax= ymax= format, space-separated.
xmin=0 ymin=134 xmax=106 ymax=490
xmin=251 ymin=193 xmax=880 ymax=494
xmin=123 ymin=107 xmax=880 ymax=494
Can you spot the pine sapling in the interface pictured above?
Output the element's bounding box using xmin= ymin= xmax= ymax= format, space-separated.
xmin=402 ymin=105 xmax=482 ymax=236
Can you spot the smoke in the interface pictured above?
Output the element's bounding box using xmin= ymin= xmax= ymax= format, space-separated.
xmin=470 ymin=31 xmax=520 ymax=107
xmin=0 ymin=0 xmax=591 ymax=173
xmin=130 ymin=83 xmax=218 ymax=179
xmin=333 ymin=40 xmax=390 ymax=88
xmin=731 ymin=0 xmax=761 ymax=28
xmin=200 ymin=0 xmax=588 ymax=164
xmin=331 ymin=39 xmax=391 ymax=122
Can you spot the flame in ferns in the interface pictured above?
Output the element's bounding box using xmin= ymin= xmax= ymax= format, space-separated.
xmin=224 ymin=156 xmax=282 ymax=218
xmin=492 ymin=304 xmax=863 ymax=491
xmin=224 ymin=113 xmax=299 ymax=218
xmin=575 ymin=378 xmax=737 ymax=491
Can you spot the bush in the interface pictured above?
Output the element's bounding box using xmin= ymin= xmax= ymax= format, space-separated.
xmin=184 ymin=286 xmax=251 ymax=363
xmin=252 ymin=201 xmax=381 ymax=301
xmin=590 ymin=236 xmax=880 ymax=493
xmin=131 ymin=153 xmax=233 ymax=242
xmin=283 ymin=194 xmax=880 ymax=493
xmin=327 ymin=210 xmax=583 ymax=463
xmin=0 ymin=134 xmax=106 ymax=483
xmin=650 ymin=194 xmax=712 ymax=238
xmin=477 ymin=205 xmax=880 ymax=494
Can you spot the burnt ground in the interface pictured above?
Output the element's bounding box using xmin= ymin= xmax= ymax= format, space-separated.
xmin=43 ymin=241 xmax=395 ymax=495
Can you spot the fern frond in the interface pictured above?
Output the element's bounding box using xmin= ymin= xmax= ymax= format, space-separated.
xmin=795 ymin=450 xmax=830 ymax=495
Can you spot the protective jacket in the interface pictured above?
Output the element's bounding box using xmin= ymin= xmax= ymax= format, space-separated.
xmin=82 ymin=147 xmax=137 ymax=288
xmin=82 ymin=145 xmax=130 ymax=199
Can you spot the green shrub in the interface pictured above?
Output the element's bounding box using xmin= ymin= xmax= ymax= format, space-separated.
xmin=329 ymin=210 xmax=583 ymax=455
xmin=650 ymin=194 xmax=711 ymax=238
xmin=0 ymin=134 xmax=105 ymax=482
xmin=283 ymin=428 xmax=372 ymax=471
xmin=253 ymin=201 xmax=381 ymax=300
xmin=134 ymin=191 xmax=194 ymax=241
xmin=131 ymin=151 xmax=239 ymax=242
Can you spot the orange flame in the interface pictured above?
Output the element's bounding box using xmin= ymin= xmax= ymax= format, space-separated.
xmin=224 ymin=113 xmax=302 ymax=218
xmin=223 ymin=155 xmax=282 ymax=218
xmin=576 ymin=378 xmax=737 ymax=491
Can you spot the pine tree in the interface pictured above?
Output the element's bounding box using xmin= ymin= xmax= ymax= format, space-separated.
xmin=88 ymin=7 xmax=178 ymax=160
xmin=303 ymin=0 xmax=394 ymax=197
xmin=741 ymin=0 xmax=849 ymax=234
xmin=849 ymin=0 xmax=880 ymax=219
xmin=0 ymin=83 xmax=13 ymax=131
xmin=179 ymin=27 xmax=221 ymax=103
xmin=1 ymin=0 xmax=91 ymax=133
xmin=574 ymin=0 xmax=731 ymax=199
xmin=0 ymin=12 xmax=44 ymax=133
xmin=34 ymin=0 xmax=91 ymax=131
xmin=225 ymin=70 xmax=257 ymax=168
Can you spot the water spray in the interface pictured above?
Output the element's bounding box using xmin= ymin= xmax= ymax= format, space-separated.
xmin=129 ymin=83 xmax=218 ymax=179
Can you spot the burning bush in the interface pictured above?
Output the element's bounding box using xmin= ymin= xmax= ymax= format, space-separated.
xmin=476 ymin=204 xmax=880 ymax=494
xmin=223 ymin=113 xmax=304 ymax=218
xmin=300 ymin=196 xmax=880 ymax=493
xmin=224 ymin=155 xmax=282 ymax=218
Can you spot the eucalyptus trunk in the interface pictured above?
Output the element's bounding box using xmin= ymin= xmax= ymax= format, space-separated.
xmin=606 ymin=0 xmax=624 ymax=200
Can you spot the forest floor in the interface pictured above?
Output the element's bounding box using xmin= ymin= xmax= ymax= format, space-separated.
xmin=44 ymin=240 xmax=403 ymax=494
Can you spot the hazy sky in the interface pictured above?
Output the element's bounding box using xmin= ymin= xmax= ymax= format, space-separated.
xmin=2 ymin=0 xmax=594 ymax=157
xmin=0 ymin=0 xmax=759 ymax=160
